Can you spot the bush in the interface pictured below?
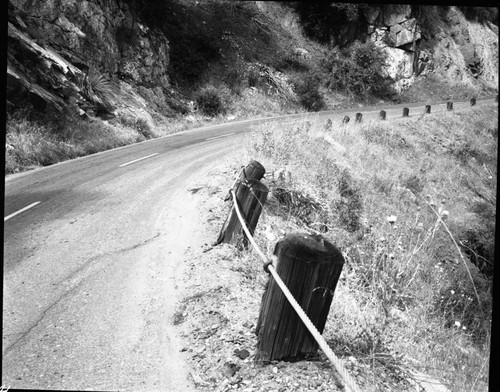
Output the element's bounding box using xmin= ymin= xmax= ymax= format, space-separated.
xmin=292 ymin=74 xmax=326 ymax=112
xmin=322 ymin=40 xmax=394 ymax=100
xmin=195 ymin=85 xmax=227 ymax=117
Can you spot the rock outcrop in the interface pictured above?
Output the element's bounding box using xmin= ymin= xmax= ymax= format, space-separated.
xmin=364 ymin=5 xmax=498 ymax=92
xmin=7 ymin=0 xmax=171 ymax=123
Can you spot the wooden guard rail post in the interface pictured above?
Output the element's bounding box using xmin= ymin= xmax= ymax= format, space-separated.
xmin=379 ymin=110 xmax=386 ymax=120
xmin=403 ymin=107 xmax=409 ymax=117
xmin=355 ymin=113 xmax=362 ymax=123
xmin=425 ymin=105 xmax=431 ymax=114
xmin=470 ymin=97 xmax=476 ymax=106
xmin=256 ymin=233 xmax=344 ymax=361
xmin=217 ymin=160 xmax=268 ymax=249
xmin=447 ymin=101 xmax=453 ymax=111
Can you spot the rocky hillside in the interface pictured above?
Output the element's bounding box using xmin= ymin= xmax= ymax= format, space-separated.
xmin=5 ymin=1 xmax=499 ymax=172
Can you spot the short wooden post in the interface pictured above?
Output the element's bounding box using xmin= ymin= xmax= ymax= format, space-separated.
xmin=470 ymin=97 xmax=476 ymax=106
xmin=217 ymin=179 xmax=268 ymax=249
xmin=425 ymin=105 xmax=431 ymax=114
xmin=447 ymin=101 xmax=453 ymax=111
xmin=342 ymin=115 xmax=350 ymax=124
xmin=256 ymin=233 xmax=344 ymax=361
xmin=403 ymin=107 xmax=409 ymax=117
xmin=355 ymin=113 xmax=362 ymax=123
xmin=379 ymin=110 xmax=386 ymax=120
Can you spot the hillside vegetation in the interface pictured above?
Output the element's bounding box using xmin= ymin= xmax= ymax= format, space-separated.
xmin=5 ymin=1 xmax=498 ymax=174
xmin=244 ymin=103 xmax=497 ymax=391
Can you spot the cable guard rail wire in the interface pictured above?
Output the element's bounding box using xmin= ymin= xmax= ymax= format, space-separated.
xmin=229 ymin=187 xmax=363 ymax=392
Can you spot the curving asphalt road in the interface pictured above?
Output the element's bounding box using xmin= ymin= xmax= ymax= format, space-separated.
xmin=2 ymin=96 xmax=495 ymax=390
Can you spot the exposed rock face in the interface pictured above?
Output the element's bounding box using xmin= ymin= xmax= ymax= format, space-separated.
xmin=7 ymin=0 xmax=171 ymax=122
xmin=364 ymin=5 xmax=498 ymax=92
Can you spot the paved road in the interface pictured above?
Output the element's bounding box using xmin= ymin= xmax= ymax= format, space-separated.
xmin=2 ymin=96 xmax=495 ymax=390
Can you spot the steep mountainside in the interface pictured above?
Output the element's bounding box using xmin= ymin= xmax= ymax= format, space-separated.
xmin=5 ymin=1 xmax=499 ymax=173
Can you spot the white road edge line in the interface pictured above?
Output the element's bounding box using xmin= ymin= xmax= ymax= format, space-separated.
xmin=4 ymin=201 xmax=41 ymax=222
xmin=205 ymin=132 xmax=236 ymax=141
xmin=119 ymin=153 xmax=159 ymax=168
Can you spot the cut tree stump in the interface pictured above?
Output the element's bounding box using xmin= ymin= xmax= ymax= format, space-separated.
xmin=217 ymin=172 xmax=268 ymax=249
xmin=379 ymin=110 xmax=386 ymax=120
xmin=256 ymin=233 xmax=344 ymax=362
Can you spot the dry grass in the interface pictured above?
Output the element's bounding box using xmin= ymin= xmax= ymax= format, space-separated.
xmin=5 ymin=113 xmax=145 ymax=174
xmin=247 ymin=103 xmax=497 ymax=391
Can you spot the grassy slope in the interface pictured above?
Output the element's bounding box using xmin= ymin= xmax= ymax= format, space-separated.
xmin=245 ymin=103 xmax=497 ymax=391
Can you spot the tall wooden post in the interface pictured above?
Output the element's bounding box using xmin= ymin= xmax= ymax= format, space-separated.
xmin=217 ymin=160 xmax=267 ymax=249
xmin=379 ymin=110 xmax=386 ymax=120
xmin=425 ymin=105 xmax=431 ymax=114
xmin=342 ymin=115 xmax=350 ymax=124
xmin=256 ymin=233 xmax=344 ymax=361
xmin=447 ymin=101 xmax=453 ymax=111
xmin=403 ymin=107 xmax=409 ymax=117
xmin=355 ymin=113 xmax=362 ymax=123
xmin=470 ymin=97 xmax=476 ymax=106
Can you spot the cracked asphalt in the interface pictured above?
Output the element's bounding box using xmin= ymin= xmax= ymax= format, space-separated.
xmin=3 ymin=127 xmax=247 ymax=390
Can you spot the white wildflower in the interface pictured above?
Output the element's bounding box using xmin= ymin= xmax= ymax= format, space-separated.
xmin=387 ymin=215 xmax=397 ymax=225
xmin=454 ymin=321 xmax=461 ymax=327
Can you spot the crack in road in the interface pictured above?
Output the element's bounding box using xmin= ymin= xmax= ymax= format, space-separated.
xmin=3 ymin=232 xmax=162 ymax=355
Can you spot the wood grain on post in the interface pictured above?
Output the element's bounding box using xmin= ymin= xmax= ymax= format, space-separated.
xmin=425 ymin=105 xmax=431 ymax=114
xmin=379 ymin=110 xmax=386 ymax=120
xmin=355 ymin=113 xmax=362 ymax=123
xmin=217 ymin=178 xmax=268 ymax=249
xmin=256 ymin=233 xmax=344 ymax=362
xmin=403 ymin=107 xmax=409 ymax=117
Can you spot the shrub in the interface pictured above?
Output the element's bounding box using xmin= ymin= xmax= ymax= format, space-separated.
xmin=195 ymin=85 xmax=227 ymax=117
xmin=291 ymin=73 xmax=326 ymax=112
xmin=322 ymin=40 xmax=394 ymax=101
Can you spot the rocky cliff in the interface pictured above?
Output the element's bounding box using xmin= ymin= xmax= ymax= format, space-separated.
xmin=364 ymin=4 xmax=498 ymax=92
xmin=7 ymin=0 xmax=172 ymax=126
xmin=6 ymin=1 xmax=499 ymax=124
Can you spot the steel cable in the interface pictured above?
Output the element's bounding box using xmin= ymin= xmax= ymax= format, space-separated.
xmin=229 ymin=188 xmax=362 ymax=392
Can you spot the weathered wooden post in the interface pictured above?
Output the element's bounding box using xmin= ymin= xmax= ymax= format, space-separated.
xmin=379 ymin=110 xmax=386 ymax=120
xmin=342 ymin=115 xmax=350 ymax=124
xmin=403 ymin=107 xmax=409 ymax=117
xmin=470 ymin=97 xmax=476 ymax=106
xmin=256 ymin=233 xmax=344 ymax=361
xmin=425 ymin=105 xmax=431 ymax=114
xmin=447 ymin=101 xmax=453 ymax=111
xmin=217 ymin=161 xmax=268 ymax=249
xmin=355 ymin=113 xmax=362 ymax=123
